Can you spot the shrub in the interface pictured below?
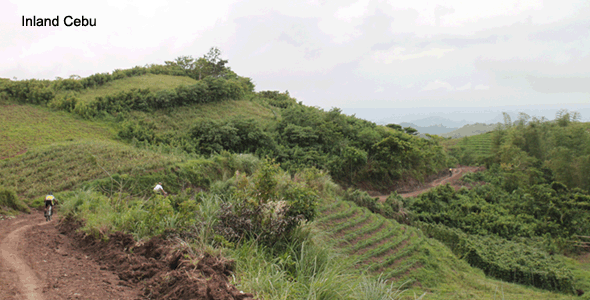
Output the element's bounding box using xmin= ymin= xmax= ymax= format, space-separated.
xmin=343 ymin=188 xmax=379 ymax=213
xmin=215 ymin=159 xmax=319 ymax=248
xmin=48 ymin=92 xmax=79 ymax=112
xmin=419 ymin=222 xmax=576 ymax=294
xmin=0 ymin=187 xmax=30 ymax=213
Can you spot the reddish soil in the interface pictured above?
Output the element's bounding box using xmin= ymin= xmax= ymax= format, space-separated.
xmin=0 ymin=212 xmax=255 ymax=300
xmin=377 ymin=166 xmax=485 ymax=201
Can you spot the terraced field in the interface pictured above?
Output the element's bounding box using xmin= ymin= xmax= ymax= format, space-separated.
xmin=316 ymin=201 xmax=426 ymax=285
xmin=315 ymin=199 xmax=582 ymax=299
xmin=442 ymin=132 xmax=494 ymax=165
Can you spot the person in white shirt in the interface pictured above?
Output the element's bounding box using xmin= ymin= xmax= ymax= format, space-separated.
xmin=153 ymin=182 xmax=167 ymax=195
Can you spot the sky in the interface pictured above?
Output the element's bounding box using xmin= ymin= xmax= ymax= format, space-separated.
xmin=2 ymin=0 xmax=589 ymax=123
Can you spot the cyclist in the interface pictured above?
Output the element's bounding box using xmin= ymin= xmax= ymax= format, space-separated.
xmin=449 ymin=168 xmax=453 ymax=177
xmin=44 ymin=192 xmax=57 ymax=217
xmin=153 ymin=182 xmax=167 ymax=196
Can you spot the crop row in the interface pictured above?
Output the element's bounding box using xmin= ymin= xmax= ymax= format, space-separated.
xmin=418 ymin=222 xmax=575 ymax=293
xmin=316 ymin=202 xmax=355 ymax=223
xmin=345 ymin=219 xmax=399 ymax=254
xmin=382 ymin=258 xmax=421 ymax=280
xmin=352 ymin=228 xmax=412 ymax=264
xmin=328 ymin=208 xmax=371 ymax=235
xmin=368 ymin=233 xmax=425 ymax=272
xmin=338 ymin=216 xmax=385 ymax=245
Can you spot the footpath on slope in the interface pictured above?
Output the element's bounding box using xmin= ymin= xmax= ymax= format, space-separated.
xmin=0 ymin=213 xmax=140 ymax=300
xmin=376 ymin=166 xmax=485 ymax=202
xmin=0 ymin=212 xmax=256 ymax=300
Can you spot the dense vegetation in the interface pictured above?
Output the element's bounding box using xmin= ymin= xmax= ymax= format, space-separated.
xmin=1 ymin=50 xmax=449 ymax=191
xmin=2 ymin=48 xmax=589 ymax=299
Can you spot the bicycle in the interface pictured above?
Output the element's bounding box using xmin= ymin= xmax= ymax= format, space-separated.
xmin=45 ymin=205 xmax=53 ymax=222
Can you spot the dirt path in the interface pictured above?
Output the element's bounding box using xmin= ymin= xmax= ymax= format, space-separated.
xmin=0 ymin=212 xmax=140 ymax=300
xmin=1 ymin=212 xmax=256 ymax=300
xmin=1 ymin=219 xmax=44 ymax=299
xmin=378 ymin=166 xmax=484 ymax=202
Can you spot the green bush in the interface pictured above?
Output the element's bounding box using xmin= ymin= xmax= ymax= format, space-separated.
xmin=60 ymin=188 xmax=197 ymax=240
xmin=48 ymin=92 xmax=79 ymax=112
xmin=419 ymin=222 xmax=576 ymax=294
xmin=0 ymin=187 xmax=30 ymax=213
xmin=215 ymin=159 xmax=320 ymax=248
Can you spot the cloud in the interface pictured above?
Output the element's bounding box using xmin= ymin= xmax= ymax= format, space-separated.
xmin=474 ymin=84 xmax=490 ymax=90
xmin=335 ymin=0 xmax=370 ymax=22
xmin=423 ymin=79 xmax=455 ymax=91
xmin=373 ymin=47 xmax=454 ymax=63
xmin=456 ymin=83 xmax=471 ymax=90
xmin=527 ymin=76 xmax=590 ymax=93
xmin=434 ymin=4 xmax=455 ymax=26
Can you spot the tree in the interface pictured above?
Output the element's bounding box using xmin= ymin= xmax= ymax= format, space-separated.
xmin=164 ymin=48 xmax=230 ymax=80
xmin=195 ymin=47 xmax=229 ymax=79
xmin=386 ymin=124 xmax=402 ymax=131
xmin=404 ymin=127 xmax=418 ymax=136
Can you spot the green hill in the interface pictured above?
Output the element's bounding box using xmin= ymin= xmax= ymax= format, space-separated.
xmin=59 ymin=73 xmax=199 ymax=104
xmin=439 ymin=123 xmax=499 ymax=138
xmin=0 ymin=103 xmax=114 ymax=159
xmin=315 ymin=199 xmax=579 ymax=299
xmin=442 ymin=131 xmax=494 ymax=165
xmin=2 ymin=54 xmax=589 ymax=299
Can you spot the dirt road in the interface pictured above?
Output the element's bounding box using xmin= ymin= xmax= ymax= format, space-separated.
xmin=0 ymin=211 xmax=255 ymax=300
xmin=378 ymin=166 xmax=484 ymax=201
xmin=0 ymin=213 xmax=139 ymax=300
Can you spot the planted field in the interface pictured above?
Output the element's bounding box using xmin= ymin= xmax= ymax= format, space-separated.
xmin=316 ymin=200 xmax=426 ymax=285
xmin=0 ymin=140 xmax=181 ymax=200
xmin=125 ymin=99 xmax=277 ymax=136
xmin=443 ymin=132 xmax=493 ymax=155
xmin=59 ymin=74 xmax=198 ymax=104
xmin=315 ymin=199 xmax=581 ymax=299
xmin=0 ymin=103 xmax=114 ymax=159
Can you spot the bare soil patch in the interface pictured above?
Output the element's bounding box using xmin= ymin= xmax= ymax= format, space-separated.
xmin=58 ymin=216 xmax=255 ymax=300
xmin=0 ymin=212 xmax=140 ymax=300
xmin=0 ymin=212 xmax=256 ymax=300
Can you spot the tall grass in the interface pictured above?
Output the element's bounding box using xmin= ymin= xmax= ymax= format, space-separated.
xmin=229 ymin=224 xmax=412 ymax=300
xmin=59 ymin=188 xmax=197 ymax=240
xmin=0 ymin=187 xmax=30 ymax=215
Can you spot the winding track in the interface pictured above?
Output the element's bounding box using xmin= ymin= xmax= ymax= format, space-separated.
xmin=1 ymin=219 xmax=45 ymax=300
xmin=378 ymin=166 xmax=483 ymax=201
xmin=0 ymin=213 xmax=139 ymax=300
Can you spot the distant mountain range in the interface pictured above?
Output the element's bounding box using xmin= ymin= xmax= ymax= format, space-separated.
xmin=398 ymin=120 xmax=501 ymax=138
xmin=401 ymin=116 xmax=470 ymax=128
xmin=399 ymin=122 xmax=458 ymax=135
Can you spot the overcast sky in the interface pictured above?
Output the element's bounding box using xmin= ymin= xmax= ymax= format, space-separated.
xmin=2 ymin=0 xmax=589 ymax=121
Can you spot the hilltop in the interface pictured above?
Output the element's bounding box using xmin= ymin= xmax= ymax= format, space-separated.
xmin=1 ymin=50 xmax=589 ymax=299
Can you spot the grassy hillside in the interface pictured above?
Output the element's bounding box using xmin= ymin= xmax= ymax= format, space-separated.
xmin=0 ymin=140 xmax=183 ymax=201
xmin=315 ymin=199 xmax=580 ymax=299
xmin=0 ymin=103 xmax=114 ymax=159
xmin=439 ymin=123 xmax=499 ymax=138
xmin=58 ymin=73 xmax=198 ymax=104
xmin=124 ymin=97 xmax=278 ymax=137
xmin=442 ymin=132 xmax=494 ymax=165
xmin=2 ymin=58 xmax=589 ymax=299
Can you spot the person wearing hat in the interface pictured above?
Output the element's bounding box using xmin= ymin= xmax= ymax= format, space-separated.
xmin=153 ymin=182 xmax=167 ymax=196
